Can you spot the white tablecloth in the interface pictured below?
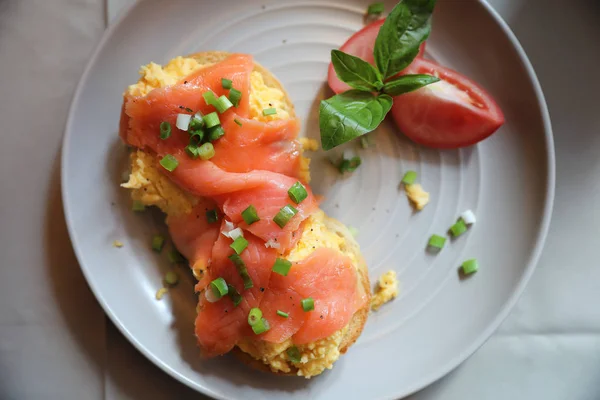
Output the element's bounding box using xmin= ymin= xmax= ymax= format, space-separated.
xmin=1 ymin=0 xmax=599 ymax=399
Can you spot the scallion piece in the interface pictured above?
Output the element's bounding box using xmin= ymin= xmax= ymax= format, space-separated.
xmin=228 ymin=88 xmax=242 ymax=107
xmin=168 ymin=250 xmax=185 ymax=264
xmin=428 ymin=234 xmax=446 ymax=249
xmin=207 ymin=125 xmax=225 ymax=142
xmin=234 ymin=118 xmax=243 ymax=127
xmin=247 ymin=307 xmax=263 ymax=326
xmin=197 ymin=142 xmax=215 ymax=160
xmin=202 ymin=91 xmax=218 ymax=107
xmin=189 ymin=130 xmax=203 ymax=146
xmin=210 ymin=277 xmax=229 ymax=299
xmin=287 ymin=181 xmax=308 ymax=204
xmin=229 ymin=254 xmax=253 ymax=289
xmin=262 ymin=107 xmax=277 ymax=116
xmin=273 ymin=205 xmax=298 ymax=228
xmin=241 ymin=205 xmax=260 ymax=225
xmin=272 ymin=258 xmax=292 ymax=276
xmin=159 ymin=121 xmax=171 ymax=139
xmin=159 ymin=154 xmax=179 ymax=172
xmin=338 ymin=156 xmax=361 ymax=173
xmin=276 ymin=310 xmax=289 ymax=318
xmin=450 ymin=219 xmax=467 ymax=237
xmin=227 ymin=284 xmax=242 ymax=307
xmin=286 ymin=346 xmax=301 ymax=363
xmin=206 ymin=209 xmax=219 ymax=224
xmin=202 ymin=112 xmax=220 ymax=129
xmin=367 ymin=2 xmax=384 ymax=16
xmin=461 ymin=259 xmax=479 ymax=275
xmin=230 ymin=236 xmax=249 ymax=255
xmin=188 ymin=116 xmax=204 ymax=131
xmin=214 ymin=95 xmax=233 ymax=114
xmin=185 ymin=144 xmax=199 ymax=159
xmin=151 ymin=235 xmax=165 ymax=252
xmin=221 ymin=78 xmax=233 ymax=89
xmin=402 ymin=170 xmax=417 ymax=185
xmin=176 ymin=113 xmax=192 ymax=131
xmin=251 ymin=318 xmax=270 ymax=335
xmin=132 ymin=200 xmax=146 ymax=212
xmin=301 ymin=297 xmax=314 ymax=312
xmin=164 ymin=270 xmax=179 ymax=286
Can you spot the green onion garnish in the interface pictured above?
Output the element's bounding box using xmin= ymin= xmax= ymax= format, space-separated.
xmin=273 ymin=205 xmax=298 ymax=228
xmin=287 ymin=182 xmax=308 ymax=204
xmin=189 ymin=130 xmax=204 ymax=146
xmin=202 ymin=91 xmax=218 ymax=107
xmin=234 ymin=118 xmax=243 ymax=127
xmin=227 ymin=284 xmax=242 ymax=307
xmin=262 ymin=107 xmax=277 ymax=116
xmin=367 ymin=2 xmax=385 ymax=16
xmin=450 ymin=219 xmax=467 ymax=237
xmin=428 ymin=234 xmax=446 ymax=249
xmin=159 ymin=121 xmax=171 ymax=139
xmin=360 ymin=135 xmax=370 ymax=149
xmin=276 ymin=310 xmax=289 ymax=318
xmin=207 ymin=125 xmax=225 ymax=142
xmin=251 ymin=318 xmax=270 ymax=335
xmin=210 ymin=277 xmax=229 ymax=299
xmin=164 ymin=270 xmax=179 ymax=286
xmin=159 ymin=154 xmax=179 ymax=172
xmin=402 ymin=170 xmax=417 ymax=185
xmin=221 ymin=78 xmax=233 ymax=90
xmin=188 ymin=116 xmax=204 ymax=131
xmin=132 ymin=200 xmax=146 ymax=212
xmin=229 ymin=88 xmax=242 ymax=107
xmin=214 ymin=95 xmax=233 ymax=114
xmin=272 ymin=258 xmax=292 ymax=276
xmin=151 ymin=235 xmax=165 ymax=252
xmin=338 ymin=156 xmax=361 ymax=173
xmin=229 ymin=254 xmax=253 ymax=289
xmin=461 ymin=259 xmax=479 ymax=275
xmin=185 ymin=144 xmax=199 ymax=159
xmin=206 ymin=209 xmax=219 ymax=224
xmin=168 ymin=250 xmax=185 ymax=264
xmin=230 ymin=236 xmax=249 ymax=255
xmin=202 ymin=112 xmax=220 ymax=129
xmin=198 ymin=142 xmax=216 ymax=160
xmin=247 ymin=307 xmax=263 ymax=326
xmin=241 ymin=205 xmax=260 ymax=225
xmin=301 ymin=297 xmax=314 ymax=312
xmin=286 ymin=346 xmax=301 ymax=363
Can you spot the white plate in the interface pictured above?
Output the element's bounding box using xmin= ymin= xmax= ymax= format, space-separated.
xmin=62 ymin=0 xmax=554 ymax=399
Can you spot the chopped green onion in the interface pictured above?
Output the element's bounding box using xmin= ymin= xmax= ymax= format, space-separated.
xmin=287 ymin=181 xmax=308 ymax=204
xmin=428 ymin=234 xmax=446 ymax=249
xmin=230 ymin=236 xmax=249 ymax=255
xmin=221 ymin=78 xmax=233 ymax=89
xmin=229 ymin=254 xmax=253 ymax=289
xmin=159 ymin=121 xmax=171 ymax=139
xmin=262 ymin=107 xmax=277 ymax=116
xmin=338 ymin=156 xmax=361 ymax=173
xmin=189 ymin=131 xmax=204 ymax=146
xmin=247 ymin=307 xmax=263 ymax=326
xmin=234 ymin=118 xmax=243 ymax=127
xmin=202 ymin=112 xmax=220 ymax=128
xmin=168 ymin=250 xmax=185 ymax=264
xmin=241 ymin=205 xmax=260 ymax=225
xmin=159 ymin=154 xmax=179 ymax=172
xmin=273 ymin=205 xmax=298 ymax=228
xmin=164 ymin=270 xmax=179 ymax=286
xmin=202 ymin=91 xmax=218 ymax=107
xmin=132 ymin=200 xmax=146 ymax=212
xmin=151 ymin=235 xmax=165 ymax=252
xmin=214 ymin=95 xmax=233 ymax=113
xmin=229 ymin=88 xmax=242 ymax=107
xmin=185 ymin=144 xmax=199 ymax=159
xmin=367 ymin=2 xmax=385 ymax=16
xmin=251 ymin=318 xmax=270 ymax=335
xmin=210 ymin=277 xmax=229 ymax=299
xmin=206 ymin=209 xmax=219 ymax=224
xmin=227 ymin=284 xmax=242 ymax=307
xmin=450 ymin=219 xmax=467 ymax=237
xmin=188 ymin=116 xmax=204 ymax=131
xmin=402 ymin=170 xmax=417 ymax=185
xmin=207 ymin=125 xmax=225 ymax=142
xmin=286 ymin=346 xmax=301 ymax=363
xmin=301 ymin=297 xmax=314 ymax=312
xmin=276 ymin=310 xmax=289 ymax=318
xmin=272 ymin=258 xmax=292 ymax=276
xmin=360 ymin=135 xmax=371 ymax=149
xmin=198 ymin=142 xmax=215 ymax=160
xmin=461 ymin=259 xmax=479 ymax=275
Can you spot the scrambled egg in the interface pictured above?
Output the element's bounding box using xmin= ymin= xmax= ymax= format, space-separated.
xmin=405 ymin=183 xmax=430 ymax=210
xmin=371 ymin=270 xmax=399 ymax=311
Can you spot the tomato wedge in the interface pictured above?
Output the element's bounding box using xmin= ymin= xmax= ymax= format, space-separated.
xmin=391 ymin=57 xmax=505 ymax=148
xmin=327 ymin=19 xmax=425 ymax=94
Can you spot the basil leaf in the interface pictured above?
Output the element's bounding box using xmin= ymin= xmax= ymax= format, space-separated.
xmin=331 ymin=50 xmax=383 ymax=92
xmin=374 ymin=0 xmax=436 ymax=79
xmin=382 ymin=74 xmax=439 ymax=96
xmin=319 ymin=90 xmax=393 ymax=151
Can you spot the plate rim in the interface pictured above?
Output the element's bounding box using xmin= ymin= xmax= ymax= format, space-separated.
xmin=61 ymin=1 xmax=555 ymax=398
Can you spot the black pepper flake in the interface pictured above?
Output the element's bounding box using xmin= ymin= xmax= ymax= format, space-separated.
xmin=225 ymin=309 xmax=228 ymax=313
xmin=268 ymin=102 xmax=273 ymax=106
xmin=320 ymin=315 xmax=323 ymax=319
xmin=310 ymin=229 xmax=314 ymax=232
xmin=260 ymin=287 xmax=265 ymax=292
xmin=184 ymin=80 xmax=188 ymax=84
xmin=290 ymin=296 xmax=293 ymax=299
xmin=312 ymin=246 xmax=316 ymax=249
xmin=372 ymin=207 xmax=376 ymax=211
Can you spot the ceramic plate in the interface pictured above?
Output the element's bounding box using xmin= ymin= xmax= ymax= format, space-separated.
xmin=62 ymin=0 xmax=554 ymax=398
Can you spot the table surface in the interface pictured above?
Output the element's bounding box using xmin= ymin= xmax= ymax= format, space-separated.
xmin=1 ymin=0 xmax=599 ymax=399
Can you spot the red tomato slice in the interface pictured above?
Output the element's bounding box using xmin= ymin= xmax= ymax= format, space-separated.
xmin=391 ymin=57 xmax=505 ymax=148
xmin=327 ymin=19 xmax=426 ymax=94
